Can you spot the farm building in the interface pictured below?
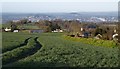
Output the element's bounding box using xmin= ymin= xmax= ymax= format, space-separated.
xmin=30 ymin=29 xmax=44 ymax=33
xmin=83 ymin=32 xmax=90 ymax=38
xmin=20 ymin=29 xmax=44 ymax=33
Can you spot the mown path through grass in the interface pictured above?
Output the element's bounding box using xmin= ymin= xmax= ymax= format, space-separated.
xmin=2 ymin=33 xmax=119 ymax=68
xmin=2 ymin=37 xmax=42 ymax=65
xmin=2 ymin=37 xmax=31 ymax=53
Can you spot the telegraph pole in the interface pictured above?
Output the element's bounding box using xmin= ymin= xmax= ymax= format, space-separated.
xmin=118 ymin=2 xmax=120 ymax=43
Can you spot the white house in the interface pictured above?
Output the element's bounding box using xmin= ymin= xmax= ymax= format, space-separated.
xmin=52 ymin=29 xmax=63 ymax=33
xmin=59 ymin=30 xmax=63 ymax=32
xmin=52 ymin=30 xmax=58 ymax=32
xmin=112 ymin=34 xmax=118 ymax=40
xmin=114 ymin=29 xmax=117 ymax=33
xmin=81 ymin=28 xmax=83 ymax=31
xmin=5 ymin=28 xmax=11 ymax=32
xmin=13 ymin=30 xmax=19 ymax=32
xmin=94 ymin=34 xmax=102 ymax=39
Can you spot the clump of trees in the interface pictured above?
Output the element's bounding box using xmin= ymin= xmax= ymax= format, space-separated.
xmin=94 ymin=27 xmax=114 ymax=40
xmin=34 ymin=19 xmax=82 ymax=33
xmin=35 ymin=20 xmax=61 ymax=32
xmin=10 ymin=24 xmax=18 ymax=32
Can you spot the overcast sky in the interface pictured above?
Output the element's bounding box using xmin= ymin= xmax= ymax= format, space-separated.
xmin=1 ymin=0 xmax=119 ymax=2
xmin=1 ymin=0 xmax=119 ymax=13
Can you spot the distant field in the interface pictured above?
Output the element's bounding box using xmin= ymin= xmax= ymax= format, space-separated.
xmin=2 ymin=23 xmax=11 ymax=28
xmin=2 ymin=23 xmax=39 ymax=30
xmin=2 ymin=32 xmax=119 ymax=68
xmin=18 ymin=24 xmax=39 ymax=29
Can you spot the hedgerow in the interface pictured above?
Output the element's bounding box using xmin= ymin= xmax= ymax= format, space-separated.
xmin=63 ymin=35 xmax=117 ymax=48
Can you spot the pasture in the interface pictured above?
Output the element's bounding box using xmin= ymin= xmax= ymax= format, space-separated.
xmin=2 ymin=32 xmax=119 ymax=68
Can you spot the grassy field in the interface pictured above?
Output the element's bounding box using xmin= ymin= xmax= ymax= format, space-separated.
xmin=2 ymin=32 xmax=119 ymax=68
xmin=2 ymin=32 xmax=34 ymax=53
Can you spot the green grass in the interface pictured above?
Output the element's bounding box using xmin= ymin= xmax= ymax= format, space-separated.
xmin=2 ymin=33 xmax=119 ymax=67
xmin=2 ymin=32 xmax=36 ymax=53
xmin=2 ymin=37 xmax=41 ymax=65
